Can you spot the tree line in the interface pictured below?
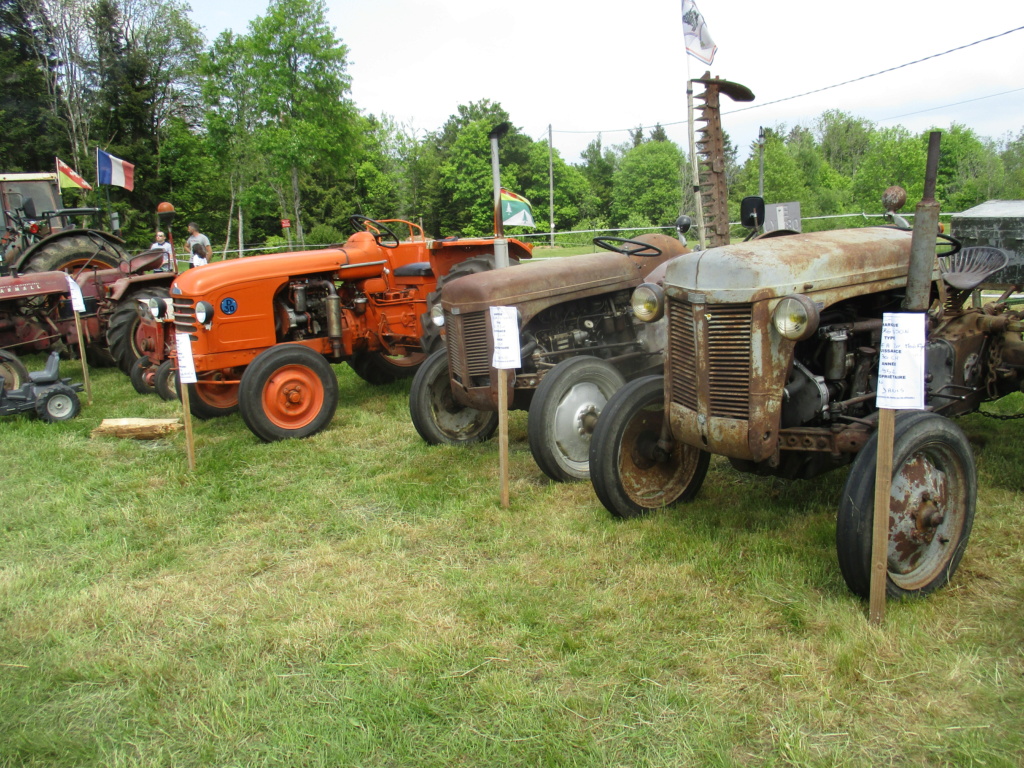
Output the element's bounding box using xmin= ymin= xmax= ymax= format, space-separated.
xmin=3 ymin=0 xmax=1023 ymax=253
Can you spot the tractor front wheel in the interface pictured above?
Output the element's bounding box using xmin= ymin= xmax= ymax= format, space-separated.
xmin=239 ymin=345 xmax=339 ymax=442
xmin=187 ymin=369 xmax=241 ymax=420
xmin=409 ymin=348 xmax=498 ymax=445
xmin=589 ymin=375 xmax=710 ymax=518
xmin=528 ymin=356 xmax=626 ymax=482
xmin=836 ymin=411 xmax=976 ymax=599
xmin=107 ymin=287 xmax=171 ymax=374
xmin=154 ymin=360 xmax=179 ymax=401
xmin=347 ymin=350 xmax=425 ymax=385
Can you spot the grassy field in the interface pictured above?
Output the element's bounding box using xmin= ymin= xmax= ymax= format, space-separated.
xmin=1 ymin=356 xmax=1022 ymax=767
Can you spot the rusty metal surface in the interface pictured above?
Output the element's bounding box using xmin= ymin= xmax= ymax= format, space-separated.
xmin=663 ymin=227 xmax=914 ymax=303
xmin=887 ymin=441 xmax=968 ymax=591
xmin=442 ymin=235 xmax=688 ymax=317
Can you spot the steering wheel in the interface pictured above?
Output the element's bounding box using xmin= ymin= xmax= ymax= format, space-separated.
xmin=592 ymin=237 xmax=663 ymax=258
xmin=936 ymin=232 xmax=962 ymax=258
xmin=349 ymin=215 xmax=400 ymax=249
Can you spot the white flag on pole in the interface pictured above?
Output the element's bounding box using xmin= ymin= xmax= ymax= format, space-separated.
xmin=682 ymin=0 xmax=717 ymax=65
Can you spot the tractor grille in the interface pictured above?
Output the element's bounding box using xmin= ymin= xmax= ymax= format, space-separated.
xmin=446 ymin=310 xmax=490 ymax=385
xmin=668 ymin=297 xmax=752 ymax=420
xmin=172 ymin=298 xmax=197 ymax=339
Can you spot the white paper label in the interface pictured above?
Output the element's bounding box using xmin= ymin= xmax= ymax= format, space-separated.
xmin=876 ymin=312 xmax=925 ymax=410
xmin=175 ymin=332 xmax=198 ymax=384
xmin=64 ymin=274 xmax=86 ymax=313
xmin=490 ymin=306 xmax=521 ymax=369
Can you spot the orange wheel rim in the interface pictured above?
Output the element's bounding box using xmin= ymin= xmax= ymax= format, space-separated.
xmin=196 ymin=372 xmax=240 ymax=409
xmin=261 ymin=364 xmax=324 ymax=429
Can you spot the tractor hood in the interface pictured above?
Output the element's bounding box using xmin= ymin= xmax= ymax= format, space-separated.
xmin=0 ymin=270 xmax=71 ymax=298
xmin=442 ymin=234 xmax=689 ymax=315
xmin=664 ymin=227 xmax=916 ymax=303
xmin=171 ymin=232 xmax=384 ymax=297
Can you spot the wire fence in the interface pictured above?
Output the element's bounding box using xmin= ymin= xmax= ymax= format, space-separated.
xmin=206 ymin=210 xmax=962 ymax=259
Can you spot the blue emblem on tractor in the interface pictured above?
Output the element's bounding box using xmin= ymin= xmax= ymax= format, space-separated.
xmin=220 ymin=297 xmax=238 ymax=315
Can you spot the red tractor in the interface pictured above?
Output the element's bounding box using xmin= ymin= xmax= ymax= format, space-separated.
xmin=0 ymin=172 xmax=174 ymax=370
xmin=138 ymin=216 xmax=532 ymax=441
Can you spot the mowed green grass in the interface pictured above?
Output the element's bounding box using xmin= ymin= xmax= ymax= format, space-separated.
xmin=1 ymin=356 xmax=1022 ymax=767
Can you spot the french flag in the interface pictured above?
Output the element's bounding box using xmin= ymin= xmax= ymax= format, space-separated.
xmin=96 ymin=148 xmax=135 ymax=191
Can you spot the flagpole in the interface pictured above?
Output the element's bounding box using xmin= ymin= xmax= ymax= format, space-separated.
xmin=685 ymin=55 xmax=707 ymax=251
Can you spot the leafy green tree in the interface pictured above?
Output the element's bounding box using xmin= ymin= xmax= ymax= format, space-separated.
xmin=610 ymin=140 xmax=687 ymax=227
xmin=816 ymin=110 xmax=874 ymax=178
xmin=577 ymin=135 xmax=618 ymax=225
xmin=929 ymin=124 xmax=1003 ymax=212
xmin=851 ymin=126 xmax=927 ymax=213
xmin=245 ymin=0 xmax=357 ymax=245
xmin=735 ymin=130 xmax=807 ymax=209
xmin=1001 ymin=129 xmax=1024 ymax=199
xmin=0 ymin=0 xmax=63 ymax=170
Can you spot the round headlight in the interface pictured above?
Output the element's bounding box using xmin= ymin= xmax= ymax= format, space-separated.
xmin=430 ymin=304 xmax=445 ymax=327
xmin=631 ymin=283 xmax=665 ymax=323
xmin=147 ymin=297 xmax=165 ymax=319
xmin=195 ymin=300 xmax=215 ymax=325
xmin=772 ymin=295 xmax=819 ymax=341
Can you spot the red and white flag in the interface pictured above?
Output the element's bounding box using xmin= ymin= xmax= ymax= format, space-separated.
xmin=56 ymin=157 xmax=92 ymax=190
xmin=682 ymin=0 xmax=717 ymax=65
xmin=96 ymin=148 xmax=135 ymax=191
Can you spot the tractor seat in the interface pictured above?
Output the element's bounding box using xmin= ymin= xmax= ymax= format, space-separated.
xmin=939 ymin=246 xmax=1010 ymax=291
xmin=392 ymin=262 xmax=433 ymax=278
xmin=28 ymin=351 xmax=62 ymax=384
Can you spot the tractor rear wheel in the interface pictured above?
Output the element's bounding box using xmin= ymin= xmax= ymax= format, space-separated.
xmin=0 ymin=350 xmax=30 ymax=391
xmin=239 ymin=345 xmax=339 ymax=442
xmin=347 ymin=350 xmax=425 ymax=385
xmin=107 ymin=287 xmax=171 ymax=374
xmin=409 ymin=348 xmax=498 ymax=445
xmin=20 ymin=234 xmax=126 ymax=274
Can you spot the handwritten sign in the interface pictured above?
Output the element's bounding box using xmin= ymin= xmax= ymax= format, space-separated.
xmin=876 ymin=312 xmax=925 ymax=410
xmin=63 ymin=275 xmax=86 ymax=313
xmin=175 ymin=332 xmax=198 ymax=384
xmin=489 ymin=306 xmax=521 ymax=369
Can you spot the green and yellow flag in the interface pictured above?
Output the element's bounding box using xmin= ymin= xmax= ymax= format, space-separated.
xmin=500 ymin=188 xmax=535 ymax=227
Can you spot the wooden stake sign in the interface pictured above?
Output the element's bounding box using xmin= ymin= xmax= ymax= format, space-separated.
xmin=490 ymin=306 xmax=521 ymax=508
xmin=63 ymin=274 xmax=92 ymax=405
xmin=871 ymin=312 xmax=926 ymax=624
xmin=174 ymin=331 xmax=198 ymax=471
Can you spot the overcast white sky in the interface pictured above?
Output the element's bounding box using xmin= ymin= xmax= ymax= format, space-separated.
xmin=190 ymin=0 xmax=1024 ymax=165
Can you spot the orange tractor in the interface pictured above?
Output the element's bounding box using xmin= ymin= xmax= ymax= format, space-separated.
xmin=138 ymin=216 xmax=532 ymax=441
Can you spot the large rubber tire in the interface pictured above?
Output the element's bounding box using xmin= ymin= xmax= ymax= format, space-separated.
xmin=154 ymin=359 xmax=179 ymax=401
xmin=107 ymin=287 xmax=171 ymax=374
xmin=19 ymin=234 xmax=126 ymax=274
xmin=419 ymin=254 xmax=517 ymax=353
xmin=186 ymin=370 xmax=241 ymax=420
xmin=0 ymin=350 xmax=30 ymax=391
xmin=836 ymin=411 xmax=976 ymax=600
xmin=35 ymin=384 xmax=81 ymax=422
xmin=409 ymin=348 xmax=498 ymax=445
xmin=347 ymin=350 xmax=426 ymax=385
xmin=589 ymin=375 xmax=711 ymax=518
xmin=130 ymin=356 xmax=156 ymax=394
xmin=528 ymin=356 xmax=626 ymax=482
xmin=239 ymin=345 xmax=339 ymax=442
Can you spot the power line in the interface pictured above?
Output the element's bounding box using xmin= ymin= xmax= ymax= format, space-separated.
xmin=724 ymin=24 xmax=1024 ymax=116
xmin=878 ymin=86 xmax=1024 ymax=123
xmin=549 ymin=24 xmax=1024 ymax=137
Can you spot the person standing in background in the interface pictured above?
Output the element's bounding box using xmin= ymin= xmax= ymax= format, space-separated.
xmin=150 ymin=231 xmax=173 ymax=271
xmin=186 ymin=221 xmax=211 ymax=268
